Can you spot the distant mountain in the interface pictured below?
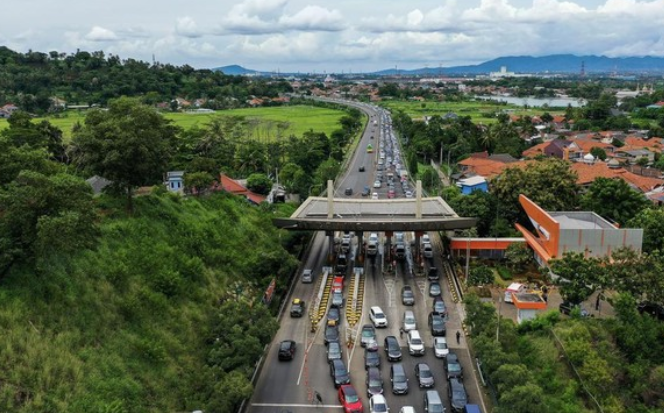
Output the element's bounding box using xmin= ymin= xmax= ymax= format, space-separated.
xmin=376 ymin=54 xmax=664 ymax=75
xmin=212 ymin=65 xmax=263 ymax=75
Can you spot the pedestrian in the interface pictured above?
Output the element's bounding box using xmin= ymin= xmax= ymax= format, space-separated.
xmin=595 ymin=294 xmax=601 ymax=311
xmin=399 ymin=327 xmax=404 ymax=338
xmin=456 ymin=330 xmax=461 ymax=344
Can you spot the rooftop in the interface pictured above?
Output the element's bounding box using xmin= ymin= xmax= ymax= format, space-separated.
xmin=273 ymin=196 xmax=476 ymax=231
xmin=549 ymin=211 xmax=616 ymax=230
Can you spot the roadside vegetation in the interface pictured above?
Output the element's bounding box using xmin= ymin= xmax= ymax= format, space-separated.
xmin=466 ymin=292 xmax=664 ymax=413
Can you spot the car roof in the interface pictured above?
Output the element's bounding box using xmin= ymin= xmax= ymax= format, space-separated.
xmin=292 ymin=298 xmax=302 ymax=304
xmin=434 ymin=337 xmax=447 ymax=344
xmin=371 ymin=306 xmax=383 ymax=312
xmin=371 ymin=394 xmax=387 ymax=403
xmin=341 ymin=384 xmax=357 ymax=395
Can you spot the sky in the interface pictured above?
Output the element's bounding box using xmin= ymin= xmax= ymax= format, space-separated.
xmin=3 ymin=0 xmax=664 ymax=73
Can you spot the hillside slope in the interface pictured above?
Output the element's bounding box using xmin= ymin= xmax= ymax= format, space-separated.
xmin=0 ymin=192 xmax=299 ymax=412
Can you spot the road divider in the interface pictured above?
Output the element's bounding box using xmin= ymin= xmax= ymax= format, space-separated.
xmin=310 ymin=267 xmax=332 ymax=331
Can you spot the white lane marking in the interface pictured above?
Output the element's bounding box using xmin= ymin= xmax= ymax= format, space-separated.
xmin=252 ymin=403 xmax=343 ymax=408
xmin=297 ymin=320 xmax=321 ymax=386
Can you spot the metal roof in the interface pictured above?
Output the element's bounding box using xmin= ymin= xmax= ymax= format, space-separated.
xmin=273 ymin=196 xmax=477 ymax=231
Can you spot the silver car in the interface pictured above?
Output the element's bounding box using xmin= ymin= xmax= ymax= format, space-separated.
xmin=301 ymin=269 xmax=313 ymax=283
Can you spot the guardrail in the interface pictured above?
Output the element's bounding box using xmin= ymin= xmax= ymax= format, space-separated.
xmin=345 ymin=267 xmax=364 ymax=328
xmin=310 ymin=267 xmax=332 ymax=331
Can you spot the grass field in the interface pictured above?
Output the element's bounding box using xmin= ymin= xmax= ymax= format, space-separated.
xmin=379 ymin=99 xmax=565 ymax=124
xmin=0 ymin=105 xmax=346 ymax=142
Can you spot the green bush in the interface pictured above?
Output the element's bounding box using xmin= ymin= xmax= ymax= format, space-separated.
xmin=497 ymin=265 xmax=513 ymax=280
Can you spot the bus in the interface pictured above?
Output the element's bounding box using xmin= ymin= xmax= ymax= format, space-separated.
xmin=367 ymin=143 xmax=374 ymax=153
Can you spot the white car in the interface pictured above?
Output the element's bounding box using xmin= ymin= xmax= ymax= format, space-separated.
xmin=407 ymin=330 xmax=425 ymax=356
xmin=433 ymin=337 xmax=449 ymax=358
xmin=371 ymin=192 xmax=379 ymax=200
xmin=399 ymin=407 xmax=416 ymax=413
xmin=370 ymin=394 xmax=389 ymax=413
xmin=373 ymin=180 xmax=382 ymax=188
xmin=370 ymin=306 xmax=388 ymax=328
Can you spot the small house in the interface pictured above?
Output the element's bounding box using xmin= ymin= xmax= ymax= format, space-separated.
xmin=456 ymin=176 xmax=488 ymax=194
xmin=166 ymin=171 xmax=185 ymax=194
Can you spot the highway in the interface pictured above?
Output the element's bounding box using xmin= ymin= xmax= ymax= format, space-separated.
xmin=248 ymin=103 xmax=484 ymax=413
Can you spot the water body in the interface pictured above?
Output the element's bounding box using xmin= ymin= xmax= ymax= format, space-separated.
xmin=476 ymin=95 xmax=587 ymax=108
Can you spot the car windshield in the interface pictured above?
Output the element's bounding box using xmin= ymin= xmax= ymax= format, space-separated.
xmin=345 ymin=393 xmax=359 ymax=403
xmin=362 ymin=329 xmax=374 ymax=337
xmin=433 ymin=318 xmax=443 ymax=327
xmin=369 ymin=377 xmax=382 ymax=387
xmin=412 ymin=338 xmax=422 ymax=345
xmin=405 ymin=315 xmax=415 ymax=323
xmin=435 ymin=341 xmax=447 ymax=349
xmin=448 ymin=363 xmax=461 ymax=372
xmin=280 ymin=342 xmax=291 ymax=350
xmin=453 ymin=391 xmax=467 ymax=402
xmin=375 ymin=312 xmax=385 ymax=319
xmin=419 ymin=367 xmax=432 ymax=378
xmin=374 ymin=402 xmax=388 ymax=412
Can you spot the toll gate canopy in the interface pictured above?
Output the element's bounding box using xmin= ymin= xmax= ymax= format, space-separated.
xmin=272 ymin=196 xmax=476 ymax=232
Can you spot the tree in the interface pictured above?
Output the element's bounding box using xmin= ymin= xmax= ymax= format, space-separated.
xmin=549 ymin=252 xmax=606 ymax=304
xmin=590 ymin=147 xmax=607 ymax=161
xmin=492 ymin=159 xmax=579 ymax=225
xmin=72 ymin=97 xmax=180 ymax=212
xmin=504 ymin=242 xmax=533 ymax=272
xmin=185 ymin=171 xmax=215 ymax=196
xmin=449 ymin=190 xmax=495 ymax=236
xmin=246 ymin=173 xmax=272 ymax=195
xmin=627 ymin=208 xmax=664 ymax=253
xmin=469 ymin=265 xmax=494 ymax=286
xmin=497 ymin=383 xmax=547 ymax=413
xmin=0 ymin=171 xmax=98 ymax=275
xmin=580 ymin=177 xmax=650 ymax=226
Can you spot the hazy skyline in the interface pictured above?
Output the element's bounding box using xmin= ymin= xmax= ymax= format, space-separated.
xmin=3 ymin=0 xmax=664 ymax=72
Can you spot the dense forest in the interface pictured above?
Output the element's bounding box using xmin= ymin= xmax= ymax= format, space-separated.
xmin=0 ymin=47 xmax=293 ymax=112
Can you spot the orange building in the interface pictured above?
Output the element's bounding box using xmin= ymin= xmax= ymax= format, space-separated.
xmin=515 ymin=195 xmax=643 ymax=265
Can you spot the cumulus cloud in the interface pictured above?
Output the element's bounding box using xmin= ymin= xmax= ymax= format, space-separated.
xmin=216 ymin=0 xmax=344 ymax=34
xmin=278 ymin=5 xmax=345 ymax=31
xmin=85 ymin=26 xmax=118 ymax=41
xmin=176 ymin=16 xmax=203 ymax=38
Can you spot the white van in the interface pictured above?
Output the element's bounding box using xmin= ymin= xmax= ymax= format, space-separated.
xmin=424 ymin=390 xmax=444 ymax=413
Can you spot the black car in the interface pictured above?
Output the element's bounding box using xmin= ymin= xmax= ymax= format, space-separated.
xmin=445 ymin=352 xmax=463 ymax=380
xmin=359 ymin=165 xmax=366 ymax=172
xmin=327 ymin=307 xmax=341 ymax=324
xmin=427 ymin=267 xmax=439 ymax=280
xmin=344 ymin=187 xmax=353 ymax=196
xmin=324 ymin=322 xmax=340 ymax=346
xmin=364 ymin=348 xmax=381 ymax=369
xmin=638 ymin=301 xmax=664 ymax=320
xmin=448 ymin=377 xmax=468 ymax=412
xmin=559 ymin=301 xmax=589 ymax=317
xmin=278 ymin=340 xmax=296 ymax=361
xmin=330 ymin=359 xmax=351 ymax=388
xmin=429 ymin=281 xmax=442 ymax=297
xmin=428 ymin=312 xmax=446 ymax=336
xmin=366 ymin=366 xmax=384 ymax=397
xmin=384 ymin=336 xmax=402 ymax=361
xmin=401 ymin=286 xmax=415 ymax=306
xmin=415 ymin=362 xmax=435 ymax=388
xmin=432 ymin=296 xmax=447 ymax=317
xmin=290 ymin=299 xmax=305 ymax=317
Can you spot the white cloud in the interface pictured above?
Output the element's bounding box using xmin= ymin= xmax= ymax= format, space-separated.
xmin=216 ymin=0 xmax=344 ymax=34
xmin=176 ymin=17 xmax=202 ymax=38
xmin=85 ymin=26 xmax=118 ymax=42
xmin=278 ymin=5 xmax=345 ymax=31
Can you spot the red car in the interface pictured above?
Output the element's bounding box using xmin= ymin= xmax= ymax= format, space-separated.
xmin=338 ymin=384 xmax=363 ymax=413
xmin=387 ymin=189 xmax=395 ymax=199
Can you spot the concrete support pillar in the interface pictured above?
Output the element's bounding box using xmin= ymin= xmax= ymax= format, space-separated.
xmin=357 ymin=231 xmax=364 ymax=265
xmin=327 ymin=180 xmax=334 ymax=219
xmin=326 ymin=230 xmax=335 ymax=265
xmin=416 ymin=180 xmax=423 ymax=219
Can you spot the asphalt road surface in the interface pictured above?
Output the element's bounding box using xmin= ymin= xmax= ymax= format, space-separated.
xmin=248 ymin=103 xmax=485 ymax=413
